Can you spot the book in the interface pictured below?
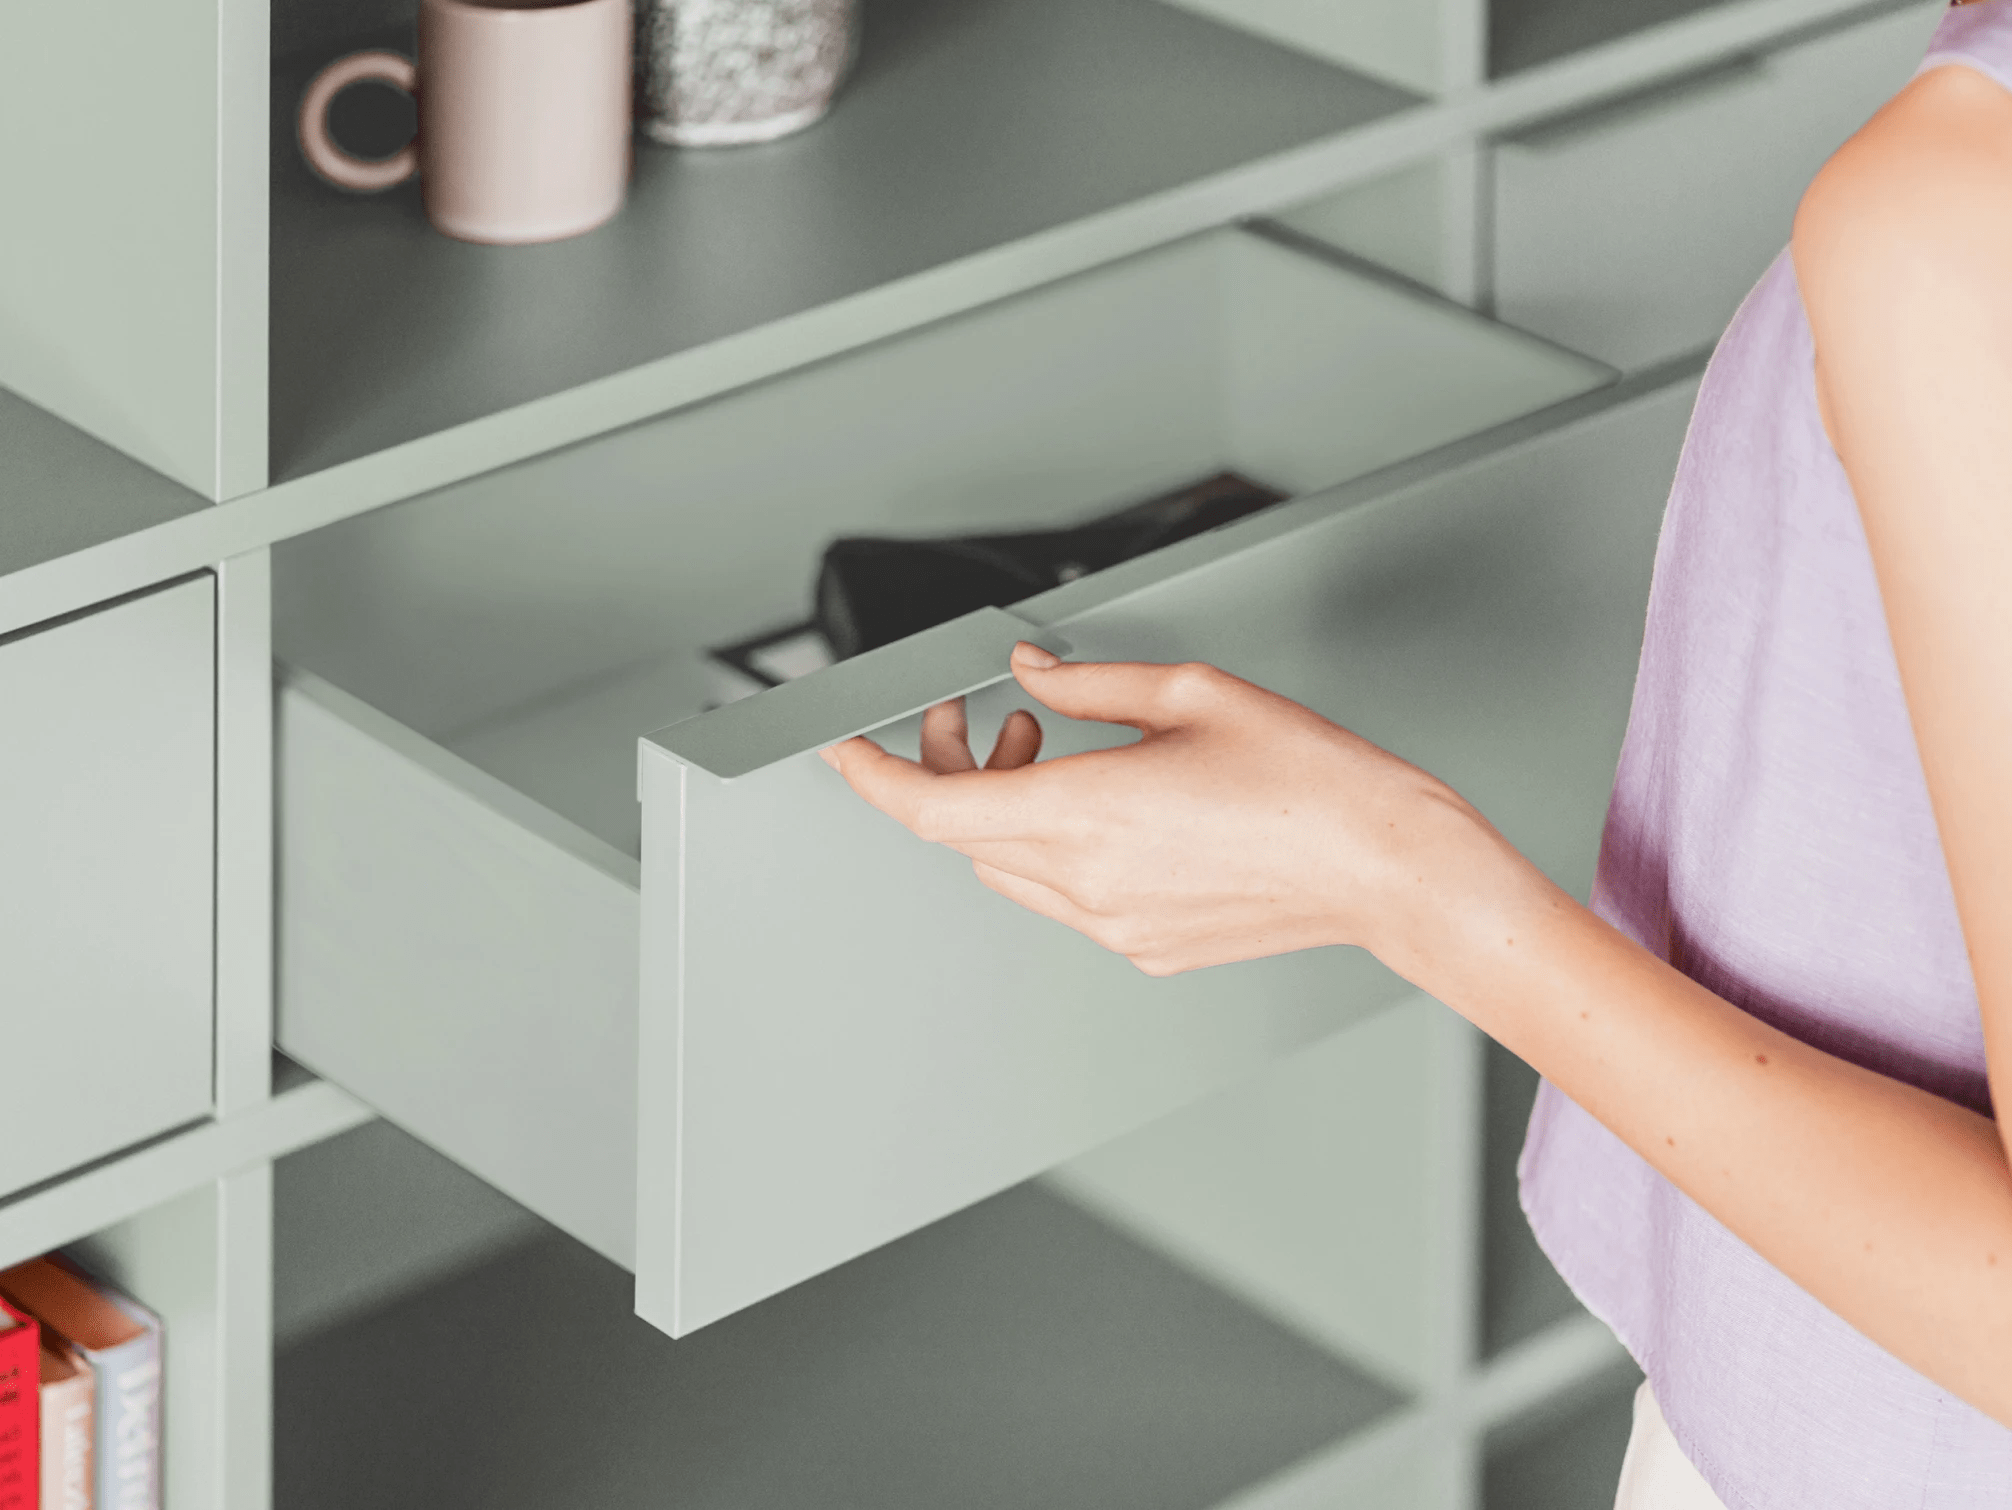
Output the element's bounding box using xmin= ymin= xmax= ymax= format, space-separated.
xmin=0 ymin=1299 xmax=39 ymax=1510
xmin=0 ymin=1260 xmax=158 ymax=1510
xmin=39 ymin=1341 xmax=92 ymax=1510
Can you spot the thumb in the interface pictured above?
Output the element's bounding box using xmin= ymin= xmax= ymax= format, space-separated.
xmin=1008 ymin=642 xmax=1208 ymax=733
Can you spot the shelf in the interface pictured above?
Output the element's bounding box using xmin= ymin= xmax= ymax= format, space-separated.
xmin=69 ymin=1175 xmax=273 ymax=1510
xmin=1486 ymin=0 xmax=1918 ymax=77
xmin=274 ymin=1118 xmax=548 ymax=1348
xmin=0 ymin=383 xmax=209 ymax=587
xmin=0 ymin=1070 xmax=372 ymax=1273
xmin=275 ymin=1184 xmax=1404 ymax=1510
xmin=268 ymin=0 xmax=1415 ymax=482
xmin=1481 ymin=1039 xmax=1584 ymax=1359
xmin=1048 ymin=995 xmax=1455 ymax=1395
xmin=1490 ymin=0 xmax=1728 ymax=76
xmin=0 ymin=0 xmax=1896 ymax=655
xmin=1482 ymin=1355 xmax=1643 ymax=1510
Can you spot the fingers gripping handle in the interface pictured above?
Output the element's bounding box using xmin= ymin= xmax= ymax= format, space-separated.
xmin=645 ymin=607 xmax=1073 ymax=782
xmin=298 ymin=51 xmax=419 ymax=192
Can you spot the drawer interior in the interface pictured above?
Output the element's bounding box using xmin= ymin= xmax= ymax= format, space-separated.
xmin=277 ymin=227 xmax=1606 ymax=855
xmin=275 ymin=225 xmax=1613 ymax=1330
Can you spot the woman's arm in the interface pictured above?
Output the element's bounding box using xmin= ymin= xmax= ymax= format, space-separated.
xmin=823 ymin=64 xmax=2012 ymax=1423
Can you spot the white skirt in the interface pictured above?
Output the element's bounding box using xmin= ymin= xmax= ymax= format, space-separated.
xmin=1612 ymin=1384 xmax=1730 ymax=1510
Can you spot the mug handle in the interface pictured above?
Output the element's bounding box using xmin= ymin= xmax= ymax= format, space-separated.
xmin=298 ymin=51 xmax=420 ymax=192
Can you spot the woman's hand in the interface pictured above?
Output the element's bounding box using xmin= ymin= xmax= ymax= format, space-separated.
xmin=820 ymin=641 xmax=1539 ymax=980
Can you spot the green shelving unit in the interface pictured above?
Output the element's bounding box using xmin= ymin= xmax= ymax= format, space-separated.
xmin=0 ymin=1 xmax=1945 ymax=1507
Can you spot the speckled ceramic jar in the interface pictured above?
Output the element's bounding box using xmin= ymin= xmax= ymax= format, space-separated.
xmin=636 ymin=0 xmax=858 ymax=146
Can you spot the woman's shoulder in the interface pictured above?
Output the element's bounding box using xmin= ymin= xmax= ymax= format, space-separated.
xmin=1793 ymin=59 xmax=2012 ymax=324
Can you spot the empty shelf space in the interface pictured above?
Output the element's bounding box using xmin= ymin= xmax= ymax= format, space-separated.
xmin=274 ymin=1119 xmax=550 ymax=1350
xmin=267 ymin=0 xmax=1416 ymax=482
xmin=1481 ymin=1039 xmax=1584 ymax=1360
xmin=275 ymin=1183 xmax=1405 ymax=1510
xmin=1489 ymin=0 xmax=1730 ymax=75
xmin=0 ymin=384 xmax=210 ymax=582
xmin=1484 ymin=1355 xmax=1644 ymax=1510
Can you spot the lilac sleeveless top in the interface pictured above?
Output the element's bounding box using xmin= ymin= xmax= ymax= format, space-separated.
xmin=1517 ymin=7 xmax=2012 ymax=1505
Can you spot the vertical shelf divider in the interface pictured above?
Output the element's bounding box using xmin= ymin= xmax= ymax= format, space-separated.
xmin=215 ymin=1166 xmax=276 ymax=1510
xmin=0 ymin=0 xmax=267 ymax=500
xmin=216 ymin=547 xmax=276 ymax=1117
xmin=69 ymin=1166 xmax=275 ymax=1510
xmin=219 ymin=0 xmax=272 ymax=499
xmin=1424 ymin=1007 xmax=1489 ymax=1510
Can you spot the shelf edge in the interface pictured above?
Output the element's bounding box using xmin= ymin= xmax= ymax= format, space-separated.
xmin=1210 ymin=1311 xmax=1629 ymax=1510
xmin=0 ymin=1079 xmax=374 ymax=1271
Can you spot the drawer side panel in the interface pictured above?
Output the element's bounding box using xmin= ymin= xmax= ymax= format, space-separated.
xmin=277 ymin=673 xmax=642 ymax=1267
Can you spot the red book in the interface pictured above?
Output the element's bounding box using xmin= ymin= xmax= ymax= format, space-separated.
xmin=0 ymin=1297 xmax=39 ymax=1510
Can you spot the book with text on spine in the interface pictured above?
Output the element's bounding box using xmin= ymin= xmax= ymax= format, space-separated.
xmin=40 ymin=1340 xmax=92 ymax=1510
xmin=0 ymin=1259 xmax=158 ymax=1510
xmin=0 ymin=1298 xmax=40 ymax=1510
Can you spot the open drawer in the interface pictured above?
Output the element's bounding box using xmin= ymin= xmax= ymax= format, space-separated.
xmin=274 ymin=225 xmax=1651 ymax=1337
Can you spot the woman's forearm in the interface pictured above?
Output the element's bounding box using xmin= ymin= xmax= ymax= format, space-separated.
xmin=828 ymin=657 xmax=2012 ymax=1420
xmin=1409 ymin=860 xmax=2012 ymax=1425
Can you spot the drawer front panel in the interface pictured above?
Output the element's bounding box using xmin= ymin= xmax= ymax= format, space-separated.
xmin=1492 ymin=3 xmax=1942 ymax=370
xmin=0 ymin=578 xmax=215 ymax=1195
xmin=635 ymin=373 xmax=1697 ymax=1336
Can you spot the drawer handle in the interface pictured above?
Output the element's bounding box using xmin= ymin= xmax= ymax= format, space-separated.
xmin=649 ymin=606 xmax=1072 ymax=782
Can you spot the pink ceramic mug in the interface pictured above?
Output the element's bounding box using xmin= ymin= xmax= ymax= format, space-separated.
xmin=298 ymin=0 xmax=632 ymax=245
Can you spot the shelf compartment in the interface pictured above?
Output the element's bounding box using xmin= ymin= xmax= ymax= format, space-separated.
xmin=1491 ymin=1 xmax=1943 ymax=368
xmin=1047 ymin=993 xmax=1456 ymax=1393
xmin=1483 ymin=1352 xmax=1644 ymax=1510
xmin=267 ymin=0 xmax=1418 ymax=482
xmin=1153 ymin=0 xmax=1450 ymax=95
xmin=276 ymin=1187 xmax=1404 ymax=1510
xmin=273 ymin=223 xmax=1626 ymax=1338
xmin=1482 ymin=1037 xmax=1584 ymax=1359
xmin=0 ymin=387 xmax=211 ymax=584
xmin=65 ymin=1169 xmax=274 ymax=1510
xmin=1489 ymin=0 xmax=1729 ymax=77
xmin=0 ymin=1074 xmax=370 ymax=1277
xmin=1 ymin=578 xmax=216 ymax=1202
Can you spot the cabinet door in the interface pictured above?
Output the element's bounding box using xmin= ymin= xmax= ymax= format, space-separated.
xmin=633 ymin=370 xmax=1695 ymax=1336
xmin=0 ymin=577 xmax=215 ymax=1195
xmin=1492 ymin=3 xmax=1942 ymax=369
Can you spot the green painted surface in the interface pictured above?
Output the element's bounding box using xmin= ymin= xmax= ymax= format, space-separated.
xmin=0 ymin=0 xmax=244 ymax=496
xmin=1490 ymin=0 xmax=1725 ymax=76
xmin=0 ymin=386 xmax=210 ymax=582
xmin=1159 ymin=0 xmax=1446 ymax=94
xmin=278 ymin=1190 xmax=1403 ymax=1510
xmin=267 ymin=0 xmax=1415 ymax=479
